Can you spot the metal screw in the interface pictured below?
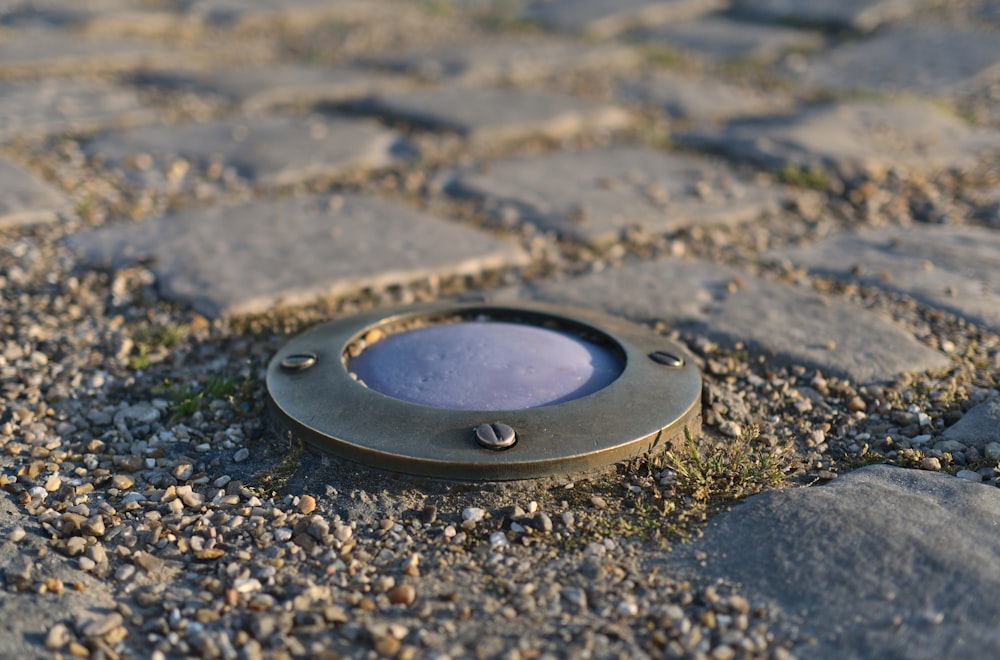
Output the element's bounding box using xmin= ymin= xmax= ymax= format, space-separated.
xmin=649 ymin=350 xmax=684 ymax=367
xmin=474 ymin=422 xmax=516 ymax=450
xmin=280 ymin=353 xmax=317 ymax=371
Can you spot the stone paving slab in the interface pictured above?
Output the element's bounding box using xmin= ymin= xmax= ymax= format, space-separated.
xmin=140 ymin=65 xmax=410 ymax=114
xmin=521 ymin=0 xmax=725 ymax=38
xmin=362 ymin=87 xmax=630 ymax=146
xmin=512 ymin=257 xmax=949 ymax=382
xmin=0 ymin=28 xmax=178 ymax=76
xmin=618 ymin=72 xmax=785 ymax=123
xmin=634 ymin=14 xmax=823 ymax=64
xmin=799 ymin=25 xmax=1000 ymax=96
xmin=942 ymin=395 xmax=1000 ymax=452
xmin=674 ymin=465 xmax=1000 ymax=659
xmin=678 ymin=100 xmax=1000 ymax=176
xmin=371 ymin=38 xmax=641 ymax=85
xmin=184 ymin=0 xmax=386 ymax=28
xmin=730 ymin=0 xmax=926 ymax=32
xmin=770 ymin=225 xmax=1000 ymax=333
xmin=83 ymin=116 xmax=403 ymax=189
xmin=449 ymin=146 xmax=782 ymax=245
xmin=0 ymin=0 xmax=177 ymax=33
xmin=0 ymin=159 xmax=70 ymax=228
xmin=0 ymin=80 xmax=155 ymax=142
xmin=68 ymin=195 xmax=530 ymax=317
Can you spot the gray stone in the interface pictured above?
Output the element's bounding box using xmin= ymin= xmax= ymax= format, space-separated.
xmin=943 ymin=395 xmax=1000 ymax=451
xmin=678 ymin=100 xmax=1000 ymax=176
xmin=449 ymin=146 xmax=781 ymax=245
xmin=618 ymin=72 xmax=786 ymax=123
xmin=932 ymin=439 xmax=968 ymax=454
xmin=800 ymin=26 xmax=1000 ymax=96
xmin=515 ymin=257 xmax=948 ymax=382
xmin=692 ymin=275 xmax=949 ymax=383
xmin=0 ymin=28 xmax=176 ymax=76
xmin=510 ymin=256 xmax=729 ymax=323
xmin=84 ymin=116 xmax=402 ymax=188
xmin=730 ymin=0 xmax=925 ymax=32
xmin=0 ymin=158 xmax=71 ymax=228
xmin=0 ymin=1 xmax=91 ymax=28
xmin=771 ymin=225 xmax=1000 ymax=333
xmin=363 ymin=87 xmax=630 ymax=146
xmin=636 ymin=15 xmax=822 ymax=63
xmin=144 ymin=65 xmax=409 ymax=114
xmin=0 ymin=0 xmax=178 ymax=34
xmin=672 ymin=465 xmax=1000 ymax=659
xmin=185 ymin=0 xmax=383 ymax=28
xmin=374 ymin=38 xmax=641 ymax=85
xmin=0 ymin=80 xmax=155 ymax=142
xmin=68 ymin=195 xmax=529 ymax=317
xmin=522 ymin=0 xmax=725 ymax=38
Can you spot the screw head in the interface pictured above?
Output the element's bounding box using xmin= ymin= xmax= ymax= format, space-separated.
xmin=474 ymin=422 xmax=516 ymax=450
xmin=649 ymin=350 xmax=684 ymax=367
xmin=281 ymin=353 xmax=317 ymax=370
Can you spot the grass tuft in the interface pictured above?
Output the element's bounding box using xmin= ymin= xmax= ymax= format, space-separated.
xmin=666 ymin=425 xmax=789 ymax=505
xmin=775 ymin=164 xmax=831 ymax=191
xmin=557 ymin=425 xmax=792 ymax=550
xmin=128 ymin=323 xmax=187 ymax=370
xmin=155 ymin=374 xmax=249 ymax=421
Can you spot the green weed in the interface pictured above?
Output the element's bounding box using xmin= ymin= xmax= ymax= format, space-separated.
xmin=558 ymin=424 xmax=791 ymax=550
xmin=155 ymin=374 xmax=245 ymax=420
xmin=775 ymin=164 xmax=831 ymax=191
xmin=640 ymin=44 xmax=687 ymax=69
xmin=128 ymin=345 xmax=150 ymax=371
xmin=666 ymin=425 xmax=789 ymax=504
xmin=128 ymin=323 xmax=186 ymax=371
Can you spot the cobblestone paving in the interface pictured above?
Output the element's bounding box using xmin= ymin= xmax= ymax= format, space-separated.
xmin=2 ymin=1 xmax=1000 ymax=658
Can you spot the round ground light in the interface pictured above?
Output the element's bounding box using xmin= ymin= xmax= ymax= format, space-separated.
xmin=266 ymin=302 xmax=701 ymax=481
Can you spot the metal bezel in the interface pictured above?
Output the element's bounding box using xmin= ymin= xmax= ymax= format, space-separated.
xmin=266 ymin=302 xmax=702 ymax=481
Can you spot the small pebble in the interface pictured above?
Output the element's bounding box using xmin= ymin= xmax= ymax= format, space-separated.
xmin=113 ymin=477 xmax=139 ymax=498
xmin=134 ymin=551 xmax=164 ymax=572
xmin=921 ymin=457 xmax=942 ymax=471
xmin=719 ymin=421 xmax=741 ymax=438
xmin=297 ymin=495 xmax=316 ymax=515
xmin=847 ymin=396 xmax=866 ymax=412
xmin=462 ymin=507 xmax=484 ymax=523
xmin=65 ymin=537 xmax=87 ymax=556
xmin=387 ymin=584 xmax=415 ymax=606
xmin=375 ymin=635 xmax=400 ymax=657
xmin=44 ymin=623 xmax=73 ymax=650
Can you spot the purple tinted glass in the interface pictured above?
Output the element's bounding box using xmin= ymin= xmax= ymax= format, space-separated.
xmin=348 ymin=321 xmax=623 ymax=411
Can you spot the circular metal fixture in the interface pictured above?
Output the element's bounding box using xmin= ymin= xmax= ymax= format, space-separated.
xmin=266 ymin=302 xmax=701 ymax=481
